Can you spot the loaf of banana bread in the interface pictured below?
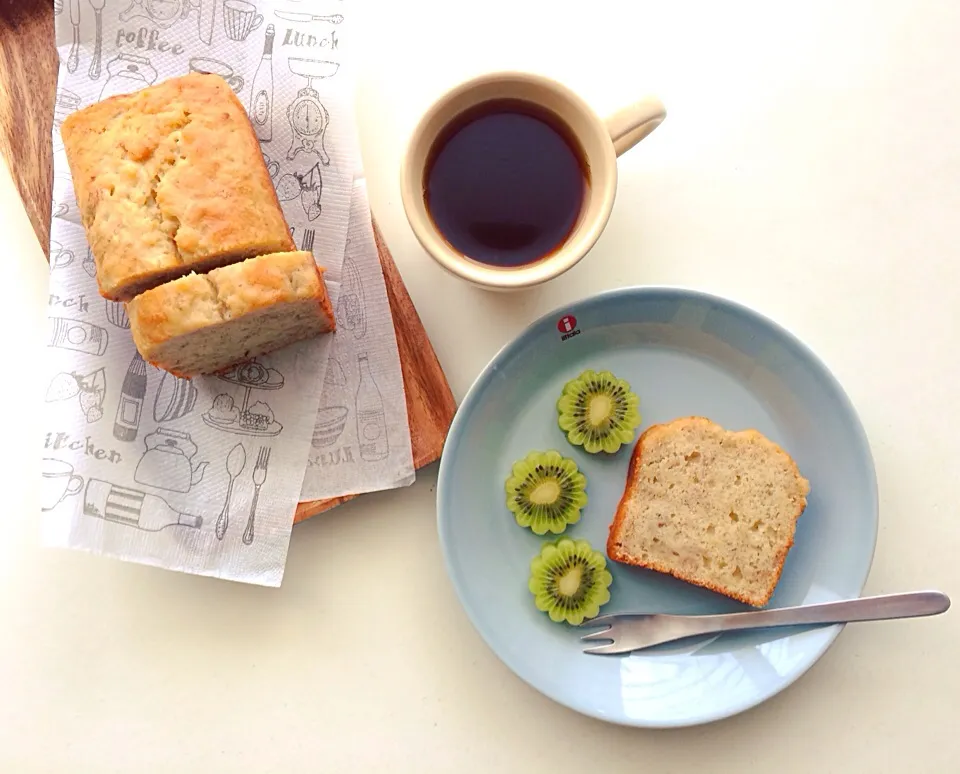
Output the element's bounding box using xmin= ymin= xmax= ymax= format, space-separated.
xmin=61 ymin=73 xmax=294 ymax=301
xmin=126 ymin=251 xmax=336 ymax=377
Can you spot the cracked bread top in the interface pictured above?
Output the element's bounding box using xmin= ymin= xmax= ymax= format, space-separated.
xmin=125 ymin=250 xmax=334 ymax=353
xmin=61 ymin=73 xmax=295 ymax=301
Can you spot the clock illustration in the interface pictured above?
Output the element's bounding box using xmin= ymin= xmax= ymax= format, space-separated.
xmin=286 ymin=58 xmax=340 ymax=162
xmin=119 ymin=0 xmax=193 ymax=27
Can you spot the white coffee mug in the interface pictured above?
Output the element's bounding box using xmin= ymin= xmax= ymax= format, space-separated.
xmin=400 ymin=71 xmax=665 ymax=291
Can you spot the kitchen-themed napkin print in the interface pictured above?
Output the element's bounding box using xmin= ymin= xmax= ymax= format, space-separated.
xmin=43 ymin=0 xmax=414 ymax=586
xmin=299 ymin=177 xmax=415 ymax=502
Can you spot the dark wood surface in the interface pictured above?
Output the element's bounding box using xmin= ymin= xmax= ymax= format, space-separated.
xmin=0 ymin=0 xmax=58 ymax=256
xmin=0 ymin=0 xmax=457 ymax=522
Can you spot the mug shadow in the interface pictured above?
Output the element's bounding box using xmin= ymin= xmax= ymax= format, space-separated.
xmin=468 ymin=281 xmax=549 ymax=329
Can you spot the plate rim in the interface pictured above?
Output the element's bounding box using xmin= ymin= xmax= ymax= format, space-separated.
xmin=436 ymin=284 xmax=879 ymax=728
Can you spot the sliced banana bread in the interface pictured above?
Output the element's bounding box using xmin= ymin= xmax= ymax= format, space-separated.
xmin=126 ymin=250 xmax=335 ymax=377
xmin=61 ymin=73 xmax=294 ymax=301
xmin=606 ymin=416 xmax=810 ymax=607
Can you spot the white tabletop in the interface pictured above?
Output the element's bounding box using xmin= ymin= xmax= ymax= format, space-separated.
xmin=3 ymin=1 xmax=958 ymax=771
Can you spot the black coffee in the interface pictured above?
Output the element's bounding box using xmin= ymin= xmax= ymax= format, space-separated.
xmin=423 ymin=99 xmax=588 ymax=268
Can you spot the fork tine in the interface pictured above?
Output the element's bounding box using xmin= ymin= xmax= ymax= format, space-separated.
xmin=577 ymin=614 xmax=619 ymax=628
xmin=583 ymin=642 xmax=626 ymax=656
xmin=579 ymin=628 xmax=615 ymax=643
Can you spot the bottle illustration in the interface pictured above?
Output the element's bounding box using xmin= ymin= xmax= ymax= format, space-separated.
xmin=355 ymin=353 xmax=388 ymax=461
xmin=114 ymin=351 xmax=147 ymax=442
xmin=83 ymin=479 xmax=202 ymax=532
xmin=250 ymin=24 xmax=274 ymax=142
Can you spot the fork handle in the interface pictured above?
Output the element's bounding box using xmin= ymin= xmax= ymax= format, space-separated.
xmin=242 ymin=485 xmax=261 ymax=545
xmin=88 ymin=10 xmax=102 ymax=80
xmin=684 ymin=591 xmax=950 ymax=637
xmin=215 ymin=478 xmax=234 ymax=541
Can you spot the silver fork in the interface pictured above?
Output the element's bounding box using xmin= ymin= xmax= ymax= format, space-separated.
xmin=579 ymin=591 xmax=951 ymax=655
xmin=242 ymin=446 xmax=271 ymax=545
xmin=300 ymin=229 xmax=315 ymax=252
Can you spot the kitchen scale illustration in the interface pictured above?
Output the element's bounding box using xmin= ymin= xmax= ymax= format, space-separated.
xmin=201 ymin=360 xmax=285 ymax=437
xmin=286 ymin=58 xmax=339 ymax=161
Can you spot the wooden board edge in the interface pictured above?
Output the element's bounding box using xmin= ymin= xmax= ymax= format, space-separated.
xmin=293 ymin=219 xmax=457 ymax=523
xmin=0 ymin=1 xmax=57 ymax=255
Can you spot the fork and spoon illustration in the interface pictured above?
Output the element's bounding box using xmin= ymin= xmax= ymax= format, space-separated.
xmin=88 ymin=0 xmax=106 ymax=80
xmin=242 ymin=446 xmax=270 ymax=545
xmin=66 ymin=0 xmax=105 ymax=76
xmin=215 ymin=443 xmax=270 ymax=543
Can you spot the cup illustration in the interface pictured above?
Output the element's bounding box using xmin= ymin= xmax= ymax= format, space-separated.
xmin=153 ymin=371 xmax=199 ymax=422
xmin=400 ymin=71 xmax=665 ymax=291
xmin=262 ymin=152 xmax=280 ymax=179
xmin=50 ymin=240 xmax=74 ymax=269
xmin=189 ymin=57 xmax=245 ymax=93
xmin=41 ymin=458 xmax=83 ymax=512
xmin=105 ymin=299 xmax=130 ymax=329
xmin=224 ymin=0 xmax=264 ymax=42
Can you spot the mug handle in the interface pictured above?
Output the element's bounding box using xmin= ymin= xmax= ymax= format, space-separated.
xmin=53 ymin=248 xmax=74 ymax=268
xmin=251 ymin=14 xmax=264 ymax=31
xmin=229 ymin=75 xmax=245 ymax=92
xmin=605 ymin=96 xmax=666 ymax=157
xmin=51 ymin=474 xmax=84 ymax=509
xmin=66 ymin=475 xmax=84 ymax=498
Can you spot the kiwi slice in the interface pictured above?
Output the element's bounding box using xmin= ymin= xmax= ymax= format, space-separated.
xmin=504 ymin=450 xmax=587 ymax=535
xmin=557 ymin=369 xmax=641 ymax=454
xmin=528 ymin=537 xmax=613 ymax=625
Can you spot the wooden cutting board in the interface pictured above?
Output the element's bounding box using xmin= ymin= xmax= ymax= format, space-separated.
xmin=0 ymin=1 xmax=457 ymax=524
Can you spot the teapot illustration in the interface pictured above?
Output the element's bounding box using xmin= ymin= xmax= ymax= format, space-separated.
xmin=134 ymin=427 xmax=208 ymax=493
xmin=100 ymin=54 xmax=159 ymax=101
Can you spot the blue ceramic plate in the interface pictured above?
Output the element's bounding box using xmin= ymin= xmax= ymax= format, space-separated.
xmin=437 ymin=287 xmax=878 ymax=728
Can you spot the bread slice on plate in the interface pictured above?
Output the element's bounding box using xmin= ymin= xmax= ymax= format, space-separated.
xmin=126 ymin=250 xmax=335 ymax=378
xmin=606 ymin=416 xmax=810 ymax=607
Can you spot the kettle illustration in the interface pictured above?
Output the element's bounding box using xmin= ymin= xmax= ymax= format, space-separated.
xmin=134 ymin=427 xmax=208 ymax=493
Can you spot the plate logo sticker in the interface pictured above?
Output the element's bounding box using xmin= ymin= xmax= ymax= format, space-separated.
xmin=557 ymin=314 xmax=581 ymax=341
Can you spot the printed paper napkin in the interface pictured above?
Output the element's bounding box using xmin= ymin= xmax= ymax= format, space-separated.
xmin=43 ymin=0 xmax=414 ymax=586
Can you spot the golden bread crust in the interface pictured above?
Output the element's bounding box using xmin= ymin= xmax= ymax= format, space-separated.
xmin=606 ymin=416 xmax=810 ymax=607
xmin=61 ymin=73 xmax=294 ymax=301
xmin=126 ymin=251 xmax=335 ymax=376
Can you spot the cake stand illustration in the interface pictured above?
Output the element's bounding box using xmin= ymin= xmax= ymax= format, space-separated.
xmin=286 ymin=58 xmax=339 ymax=161
xmin=201 ymin=360 xmax=284 ymax=437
